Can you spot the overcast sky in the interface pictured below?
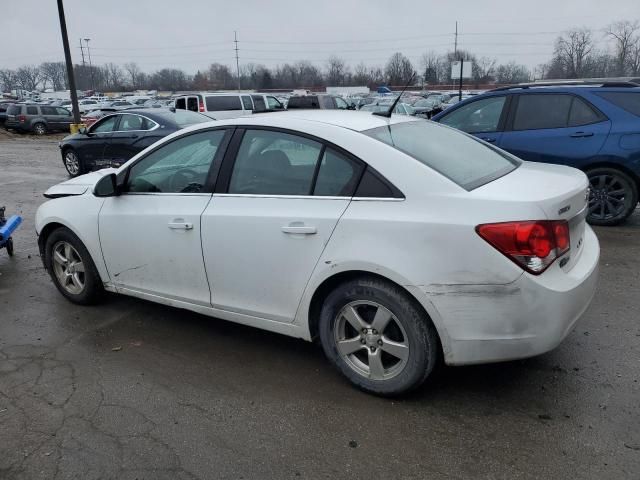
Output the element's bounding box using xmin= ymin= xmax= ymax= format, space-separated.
xmin=1 ymin=0 xmax=639 ymax=74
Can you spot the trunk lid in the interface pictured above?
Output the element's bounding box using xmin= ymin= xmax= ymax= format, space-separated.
xmin=473 ymin=161 xmax=589 ymax=272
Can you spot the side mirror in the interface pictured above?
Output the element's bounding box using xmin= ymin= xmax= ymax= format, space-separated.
xmin=78 ymin=126 xmax=88 ymax=135
xmin=347 ymin=104 xmax=356 ymax=110
xmin=94 ymin=173 xmax=121 ymax=197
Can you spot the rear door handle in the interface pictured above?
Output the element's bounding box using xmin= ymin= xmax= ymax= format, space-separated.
xmin=168 ymin=221 xmax=193 ymax=230
xmin=570 ymin=132 xmax=594 ymax=138
xmin=481 ymin=137 xmax=496 ymax=143
xmin=281 ymin=224 xmax=317 ymax=235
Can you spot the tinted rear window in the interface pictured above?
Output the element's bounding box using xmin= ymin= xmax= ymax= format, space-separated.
xmin=364 ymin=121 xmax=520 ymax=190
xmin=287 ymin=96 xmax=319 ymax=109
xmin=26 ymin=106 xmax=38 ymax=115
xmin=596 ymin=91 xmax=640 ymax=116
xmin=7 ymin=105 xmax=21 ymax=115
xmin=513 ymin=94 xmax=572 ymax=130
xmin=205 ymin=96 xmax=242 ymax=111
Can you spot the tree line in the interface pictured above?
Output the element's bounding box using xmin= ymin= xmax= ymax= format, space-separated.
xmin=1 ymin=20 xmax=639 ymax=94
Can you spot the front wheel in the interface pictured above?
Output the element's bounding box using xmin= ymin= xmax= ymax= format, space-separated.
xmin=63 ymin=149 xmax=83 ymax=177
xmin=44 ymin=227 xmax=104 ymax=304
xmin=318 ymin=277 xmax=439 ymax=396
xmin=586 ymin=168 xmax=638 ymax=226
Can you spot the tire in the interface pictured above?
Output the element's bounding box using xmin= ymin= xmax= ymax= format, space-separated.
xmin=318 ymin=276 xmax=439 ymax=396
xmin=586 ymin=167 xmax=638 ymax=226
xmin=44 ymin=227 xmax=104 ymax=305
xmin=6 ymin=238 xmax=13 ymax=256
xmin=32 ymin=122 xmax=47 ymax=136
xmin=63 ymin=149 xmax=83 ymax=177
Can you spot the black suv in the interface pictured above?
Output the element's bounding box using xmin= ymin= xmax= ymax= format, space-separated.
xmin=4 ymin=103 xmax=73 ymax=135
xmin=287 ymin=94 xmax=354 ymax=110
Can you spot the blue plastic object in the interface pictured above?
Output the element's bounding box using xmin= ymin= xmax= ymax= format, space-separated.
xmin=0 ymin=214 xmax=22 ymax=243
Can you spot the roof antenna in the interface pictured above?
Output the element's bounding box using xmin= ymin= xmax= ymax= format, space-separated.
xmin=373 ymin=73 xmax=415 ymax=118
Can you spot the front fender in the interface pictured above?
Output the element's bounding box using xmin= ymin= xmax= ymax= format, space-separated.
xmin=35 ymin=194 xmax=110 ymax=285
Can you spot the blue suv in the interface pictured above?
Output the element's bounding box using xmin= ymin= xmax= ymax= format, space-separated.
xmin=432 ymin=82 xmax=640 ymax=225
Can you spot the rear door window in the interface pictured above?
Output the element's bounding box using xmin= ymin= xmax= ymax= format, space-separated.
xmin=595 ymin=91 xmax=640 ymax=117
xmin=439 ymin=96 xmax=506 ymax=133
xmin=313 ymin=148 xmax=363 ymax=196
xmin=319 ymin=96 xmax=335 ymax=109
xmin=175 ymin=98 xmax=186 ymax=110
xmin=205 ymin=96 xmax=242 ymax=111
xmin=241 ymin=96 xmax=253 ymax=110
xmin=41 ymin=106 xmax=57 ymax=115
xmin=27 ymin=106 xmax=38 ymax=115
xmin=512 ymin=94 xmax=572 ymax=130
xmin=568 ymin=97 xmax=604 ymax=126
xmin=251 ymin=95 xmax=266 ymax=111
xmin=187 ymin=97 xmax=199 ymax=112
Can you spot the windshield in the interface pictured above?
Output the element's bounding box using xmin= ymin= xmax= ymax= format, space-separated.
xmin=166 ymin=109 xmax=211 ymax=127
xmin=363 ymin=121 xmax=520 ymax=190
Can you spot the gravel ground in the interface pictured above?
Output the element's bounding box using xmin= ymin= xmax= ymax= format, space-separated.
xmin=0 ymin=136 xmax=639 ymax=480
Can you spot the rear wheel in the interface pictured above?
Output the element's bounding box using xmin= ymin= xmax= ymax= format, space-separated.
xmin=318 ymin=276 xmax=439 ymax=396
xmin=586 ymin=167 xmax=638 ymax=226
xmin=33 ymin=122 xmax=47 ymax=136
xmin=63 ymin=149 xmax=82 ymax=177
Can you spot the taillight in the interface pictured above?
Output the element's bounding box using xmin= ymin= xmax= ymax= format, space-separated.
xmin=199 ymin=100 xmax=205 ymax=112
xmin=18 ymin=115 xmax=26 ymax=123
xmin=476 ymin=220 xmax=570 ymax=274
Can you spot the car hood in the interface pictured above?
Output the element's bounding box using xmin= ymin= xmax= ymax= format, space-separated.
xmin=43 ymin=168 xmax=118 ymax=198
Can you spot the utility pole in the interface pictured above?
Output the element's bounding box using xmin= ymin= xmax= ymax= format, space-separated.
xmin=234 ymin=31 xmax=241 ymax=91
xmin=79 ymin=39 xmax=86 ymax=91
xmin=84 ymin=38 xmax=94 ymax=91
xmin=79 ymin=38 xmax=85 ymax=67
xmin=454 ymin=21 xmax=458 ymax=57
xmin=56 ymin=0 xmax=81 ymax=127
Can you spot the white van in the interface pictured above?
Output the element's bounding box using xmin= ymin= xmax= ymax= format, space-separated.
xmin=173 ymin=93 xmax=284 ymax=119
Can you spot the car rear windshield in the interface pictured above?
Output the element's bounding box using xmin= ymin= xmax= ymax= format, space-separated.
xmin=287 ymin=97 xmax=319 ymax=109
xmin=595 ymin=91 xmax=640 ymax=116
xmin=168 ymin=109 xmax=211 ymax=127
xmin=363 ymin=121 xmax=520 ymax=190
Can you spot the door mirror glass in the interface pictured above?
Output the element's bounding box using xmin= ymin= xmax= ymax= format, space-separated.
xmin=78 ymin=126 xmax=87 ymax=135
xmin=94 ymin=173 xmax=119 ymax=197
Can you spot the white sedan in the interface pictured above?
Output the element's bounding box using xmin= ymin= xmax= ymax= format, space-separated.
xmin=35 ymin=111 xmax=599 ymax=396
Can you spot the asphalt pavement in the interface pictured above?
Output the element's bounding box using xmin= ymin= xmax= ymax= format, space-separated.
xmin=0 ymin=135 xmax=639 ymax=480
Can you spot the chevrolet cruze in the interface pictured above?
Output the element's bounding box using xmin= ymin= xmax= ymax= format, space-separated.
xmin=36 ymin=111 xmax=599 ymax=396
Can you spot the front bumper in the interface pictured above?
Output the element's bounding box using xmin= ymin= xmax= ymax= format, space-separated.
xmin=422 ymin=225 xmax=600 ymax=365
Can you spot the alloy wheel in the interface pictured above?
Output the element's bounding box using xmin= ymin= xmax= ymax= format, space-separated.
xmin=64 ymin=151 xmax=80 ymax=176
xmin=333 ymin=300 xmax=410 ymax=380
xmin=33 ymin=123 xmax=46 ymax=135
xmin=588 ymin=173 xmax=629 ymax=222
xmin=51 ymin=241 xmax=86 ymax=295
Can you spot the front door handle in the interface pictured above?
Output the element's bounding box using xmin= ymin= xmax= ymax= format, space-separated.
xmin=168 ymin=221 xmax=193 ymax=230
xmin=570 ymin=132 xmax=594 ymax=138
xmin=281 ymin=224 xmax=317 ymax=235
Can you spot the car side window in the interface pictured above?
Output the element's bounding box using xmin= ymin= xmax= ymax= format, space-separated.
xmin=334 ymin=97 xmax=349 ymax=109
xmin=229 ymin=130 xmax=322 ymax=195
xmin=118 ymin=114 xmax=145 ymax=131
xmin=127 ymin=130 xmax=226 ymax=194
xmin=439 ymin=96 xmax=506 ymax=133
xmin=27 ymin=106 xmax=38 ymax=115
xmin=175 ymin=98 xmax=186 ymax=110
xmin=266 ymin=96 xmax=283 ymax=109
xmin=319 ymin=96 xmax=334 ymax=109
xmin=41 ymin=106 xmax=57 ymax=115
xmin=92 ymin=116 xmax=119 ymax=133
xmin=187 ymin=97 xmax=199 ymax=112
xmin=251 ymin=95 xmax=266 ymax=111
xmin=56 ymin=107 xmax=71 ymax=116
xmin=568 ymin=97 xmax=603 ymax=126
xmin=313 ymin=148 xmax=363 ymax=196
xmin=241 ymin=96 xmax=253 ymax=110
xmin=512 ymin=94 xmax=572 ymax=130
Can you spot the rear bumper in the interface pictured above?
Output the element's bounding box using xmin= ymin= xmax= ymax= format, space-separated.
xmin=4 ymin=120 xmax=28 ymax=130
xmin=422 ymin=225 xmax=600 ymax=365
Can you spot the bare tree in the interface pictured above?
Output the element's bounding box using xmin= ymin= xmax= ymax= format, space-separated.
xmin=475 ymin=57 xmax=497 ymax=83
xmin=326 ymin=56 xmax=347 ymax=85
xmin=15 ymin=65 xmax=41 ymax=91
xmin=631 ymin=42 xmax=640 ymax=75
xmin=553 ymin=28 xmax=594 ymax=78
xmin=0 ymin=69 xmax=18 ymax=92
xmin=495 ymin=61 xmax=531 ymax=83
xmin=353 ymin=62 xmax=370 ymax=85
xmin=123 ymin=62 xmax=142 ymax=89
xmin=420 ymin=51 xmax=440 ymax=84
xmin=606 ymin=21 xmax=640 ymax=76
xmin=385 ymin=52 xmax=415 ymax=86
xmin=39 ymin=62 xmax=66 ymax=91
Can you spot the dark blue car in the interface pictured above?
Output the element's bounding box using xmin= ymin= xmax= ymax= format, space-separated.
xmin=432 ymin=83 xmax=640 ymax=225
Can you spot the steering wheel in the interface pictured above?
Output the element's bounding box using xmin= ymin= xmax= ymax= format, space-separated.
xmin=169 ymin=168 xmax=203 ymax=193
